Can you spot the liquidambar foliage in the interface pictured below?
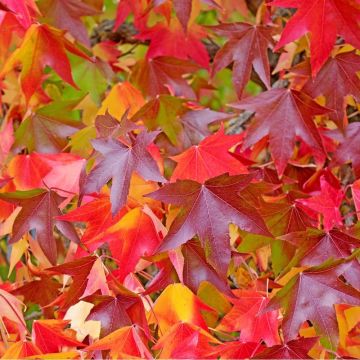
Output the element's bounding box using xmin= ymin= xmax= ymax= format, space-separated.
xmin=0 ymin=0 xmax=359 ymax=359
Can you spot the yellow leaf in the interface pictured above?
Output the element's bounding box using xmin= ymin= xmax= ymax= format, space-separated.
xmin=148 ymin=283 xmax=212 ymax=333
xmin=9 ymin=236 xmax=28 ymax=276
xmin=98 ymin=82 xmax=144 ymax=119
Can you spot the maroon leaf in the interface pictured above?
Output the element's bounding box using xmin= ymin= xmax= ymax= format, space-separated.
xmin=303 ymin=51 xmax=360 ymax=129
xmin=0 ymin=189 xmax=79 ymax=265
xmin=148 ymin=173 xmax=271 ymax=277
xmin=231 ymin=88 xmax=331 ymax=175
xmin=82 ymin=131 xmax=165 ymax=214
xmin=212 ymin=22 xmax=274 ymax=98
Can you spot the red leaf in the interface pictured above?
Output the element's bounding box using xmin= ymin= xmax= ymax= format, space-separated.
xmin=137 ymin=20 xmax=209 ymax=68
xmin=303 ymin=51 xmax=360 ymax=129
xmin=49 ymin=256 xmax=97 ymax=307
xmin=38 ymin=0 xmax=100 ymax=46
xmin=255 ymin=337 xmax=318 ymax=359
xmin=332 ymin=122 xmax=360 ymax=177
xmin=33 ymin=319 xmax=84 ymax=353
xmin=212 ymin=22 xmax=274 ymax=97
xmin=265 ymin=262 xmax=360 ymax=346
xmin=131 ymin=56 xmax=199 ymax=99
xmin=297 ymin=176 xmax=344 ymax=231
xmin=148 ymin=173 xmax=270 ymax=277
xmin=104 ymin=207 xmax=162 ymax=281
xmin=217 ymin=289 xmax=281 ymax=346
xmin=271 ymin=0 xmax=360 ymax=75
xmin=231 ymin=88 xmax=331 ymax=175
xmin=171 ymin=125 xmax=247 ymax=183
xmin=82 ymin=131 xmax=165 ymax=215
xmin=0 ymin=189 xmax=79 ymax=265
xmin=0 ymin=24 xmax=91 ymax=101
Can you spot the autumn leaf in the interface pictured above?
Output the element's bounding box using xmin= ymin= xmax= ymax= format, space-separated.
xmin=171 ymin=125 xmax=247 ymax=183
xmin=1 ymin=341 xmax=41 ymax=359
xmin=0 ymin=24 xmax=91 ymax=101
xmin=48 ymin=256 xmax=97 ymax=308
xmin=255 ymin=337 xmax=318 ymax=359
xmin=205 ymin=341 xmax=263 ymax=359
xmin=217 ymin=289 xmax=281 ymax=346
xmin=137 ymin=19 xmax=209 ymax=68
xmin=82 ymin=130 xmax=165 ymax=215
xmin=37 ymin=0 xmax=100 ymax=46
xmin=148 ymin=283 xmax=212 ymax=333
xmin=148 ymin=173 xmax=271 ymax=277
xmin=14 ymin=112 xmax=83 ymax=153
xmin=331 ymin=122 xmax=360 ymax=177
xmin=132 ymin=95 xmax=186 ymax=146
xmin=0 ymin=189 xmax=79 ymax=265
xmin=32 ymin=319 xmax=84 ymax=353
xmin=0 ymin=288 xmax=27 ymax=337
xmin=297 ymin=175 xmax=344 ymax=230
xmin=131 ymin=56 xmax=200 ymax=99
xmin=302 ymin=51 xmax=360 ymax=130
xmin=152 ymin=322 xmax=220 ymax=359
xmin=231 ymin=88 xmax=331 ymax=175
xmin=265 ymin=262 xmax=360 ymax=347
xmin=271 ymin=0 xmax=360 ymax=75
xmin=103 ymin=207 xmax=162 ymax=281
xmin=58 ymin=195 xmax=125 ymax=248
xmin=86 ymin=290 xmax=148 ymax=338
xmin=85 ymin=325 xmax=152 ymax=359
xmin=212 ymin=22 xmax=274 ymax=98
xmin=181 ymin=240 xmax=231 ymax=294
xmin=0 ymin=0 xmax=39 ymax=28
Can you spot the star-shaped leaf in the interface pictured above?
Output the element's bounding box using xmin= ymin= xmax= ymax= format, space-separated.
xmin=231 ymin=88 xmax=331 ymax=175
xmin=265 ymin=262 xmax=360 ymax=347
xmin=303 ymin=51 xmax=360 ymax=129
xmin=49 ymin=256 xmax=97 ymax=308
xmin=256 ymin=337 xmax=318 ymax=359
xmin=38 ymin=0 xmax=100 ymax=46
xmin=0 ymin=23 xmax=91 ymax=101
xmin=131 ymin=56 xmax=199 ymax=99
xmin=148 ymin=173 xmax=271 ymax=276
xmin=82 ymin=131 xmax=165 ymax=215
xmin=212 ymin=22 xmax=274 ymax=98
xmin=33 ymin=319 xmax=85 ymax=353
xmin=0 ymin=189 xmax=79 ymax=265
xmin=271 ymin=0 xmax=360 ymax=75
xmin=297 ymin=176 xmax=344 ymax=231
xmin=217 ymin=290 xmax=281 ymax=346
xmin=14 ymin=112 xmax=83 ymax=153
xmin=171 ymin=125 xmax=247 ymax=183
xmin=331 ymin=122 xmax=360 ymax=177
xmin=86 ymin=291 xmax=148 ymax=338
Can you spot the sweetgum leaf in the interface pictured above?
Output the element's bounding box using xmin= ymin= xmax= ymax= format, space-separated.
xmin=171 ymin=125 xmax=247 ymax=183
xmin=303 ymin=51 xmax=360 ymax=130
xmin=271 ymin=0 xmax=360 ymax=75
xmin=255 ymin=337 xmax=318 ymax=359
xmin=0 ymin=24 xmax=91 ymax=101
xmin=148 ymin=173 xmax=271 ymax=277
xmin=0 ymin=189 xmax=79 ymax=265
xmin=231 ymin=88 xmax=331 ymax=175
xmin=212 ymin=22 xmax=274 ymax=98
xmin=82 ymin=131 xmax=165 ymax=215
xmin=265 ymin=262 xmax=360 ymax=347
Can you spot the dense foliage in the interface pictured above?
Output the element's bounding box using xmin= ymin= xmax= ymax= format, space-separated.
xmin=0 ymin=0 xmax=359 ymax=359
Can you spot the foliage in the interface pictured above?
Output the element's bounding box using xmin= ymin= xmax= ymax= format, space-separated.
xmin=0 ymin=0 xmax=359 ymax=359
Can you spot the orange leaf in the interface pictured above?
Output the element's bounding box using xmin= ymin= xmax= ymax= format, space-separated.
xmin=85 ymin=326 xmax=152 ymax=359
xmin=148 ymin=283 xmax=213 ymax=333
xmin=0 ymin=24 xmax=91 ymax=101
